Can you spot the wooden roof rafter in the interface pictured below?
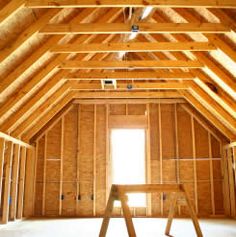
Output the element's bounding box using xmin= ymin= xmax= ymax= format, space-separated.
xmin=0 ymin=0 xmax=25 ymax=25
xmin=0 ymin=8 xmax=122 ymax=124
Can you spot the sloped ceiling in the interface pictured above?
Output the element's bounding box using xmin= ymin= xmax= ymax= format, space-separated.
xmin=0 ymin=0 xmax=235 ymax=143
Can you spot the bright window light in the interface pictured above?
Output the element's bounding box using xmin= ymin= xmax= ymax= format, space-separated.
xmin=111 ymin=129 xmax=146 ymax=207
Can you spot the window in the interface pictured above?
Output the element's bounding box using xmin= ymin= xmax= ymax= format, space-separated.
xmin=111 ymin=129 xmax=146 ymax=207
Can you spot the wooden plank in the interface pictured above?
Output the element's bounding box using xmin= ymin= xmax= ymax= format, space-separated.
xmin=9 ymin=144 xmax=21 ymax=220
xmin=109 ymin=115 xmax=147 ymax=128
xmin=16 ymin=147 xmax=27 ymax=219
xmin=146 ymin=104 xmax=152 ymax=216
xmin=67 ymin=71 xmax=194 ymax=80
xmin=73 ymin=99 xmax=186 ymax=104
xmin=0 ymin=0 xmax=25 ymax=25
xmin=0 ymin=131 xmax=33 ymax=148
xmin=208 ymin=133 xmax=215 ymax=215
xmin=0 ymin=138 xmax=5 ymax=207
xmin=59 ymin=117 xmax=64 ymax=216
xmin=165 ymin=192 xmax=178 ymax=235
xmin=42 ymin=134 xmax=47 ymax=216
xmin=74 ymin=91 xmax=182 ymax=99
xmin=1 ymin=142 xmax=13 ymax=224
xmin=191 ymin=116 xmax=198 ymax=214
xmin=27 ymin=0 xmax=236 ymax=8
xmin=76 ymin=105 xmax=80 ymax=216
xmin=93 ymin=105 xmax=97 ymax=216
xmin=158 ymin=103 xmax=163 ymax=216
xmin=52 ymin=42 xmax=216 ymax=53
xmin=69 ymin=81 xmax=190 ymax=90
xmin=41 ymin=23 xmax=229 ymax=35
xmin=60 ymin=60 xmax=203 ymax=69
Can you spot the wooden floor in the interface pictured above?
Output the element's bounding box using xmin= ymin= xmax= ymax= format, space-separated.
xmin=0 ymin=218 xmax=235 ymax=237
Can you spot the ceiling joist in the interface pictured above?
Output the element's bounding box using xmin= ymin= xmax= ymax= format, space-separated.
xmin=60 ymin=60 xmax=203 ymax=69
xmin=66 ymin=71 xmax=195 ymax=80
xmin=51 ymin=42 xmax=216 ymax=53
xmin=40 ymin=23 xmax=230 ymax=35
xmin=25 ymin=0 xmax=236 ymax=8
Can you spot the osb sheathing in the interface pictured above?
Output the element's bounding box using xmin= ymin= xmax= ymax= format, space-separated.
xmin=34 ymin=103 xmax=224 ymax=218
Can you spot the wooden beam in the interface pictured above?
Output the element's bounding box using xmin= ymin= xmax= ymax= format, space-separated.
xmin=40 ymin=23 xmax=229 ymax=35
xmin=0 ymin=0 xmax=25 ymax=25
xmin=69 ymin=81 xmax=190 ymax=90
xmin=73 ymin=98 xmax=186 ymax=104
xmin=26 ymin=0 xmax=236 ymax=8
xmin=52 ymin=42 xmax=216 ymax=53
xmin=16 ymin=147 xmax=27 ymax=219
xmin=73 ymin=91 xmax=182 ymax=99
xmin=0 ymin=131 xmax=33 ymax=148
xmin=0 ymin=9 xmax=60 ymax=63
xmin=60 ymin=60 xmax=203 ymax=69
xmin=66 ymin=71 xmax=195 ymax=80
xmin=0 ymin=138 xmax=5 ymax=208
xmin=180 ymin=90 xmax=236 ymax=140
xmin=10 ymin=144 xmax=21 ymax=220
xmin=1 ymin=142 xmax=13 ymax=224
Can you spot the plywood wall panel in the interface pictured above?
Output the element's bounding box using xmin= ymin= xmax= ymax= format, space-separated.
xmin=195 ymin=120 xmax=209 ymax=159
xmin=34 ymin=182 xmax=43 ymax=216
xmin=214 ymin=180 xmax=224 ymax=214
xmin=211 ymin=136 xmax=221 ymax=158
xmin=197 ymin=160 xmax=210 ymax=181
xmin=161 ymin=104 xmax=175 ymax=159
xmin=213 ymin=160 xmax=222 ymax=180
xmin=62 ymin=182 xmax=76 ymax=216
xmin=36 ymin=136 xmax=45 ymax=182
xmin=45 ymin=182 xmax=59 ymax=216
xmin=46 ymin=161 xmax=60 ymax=182
xmin=128 ymin=104 xmax=146 ymax=115
xmin=109 ymin=104 xmax=126 ymax=115
xmin=177 ymin=105 xmax=193 ymax=159
xmin=78 ymin=105 xmax=94 ymax=216
xmin=198 ymin=182 xmax=212 ymax=216
xmin=47 ymin=121 xmax=61 ymax=160
xmin=179 ymin=161 xmax=194 ymax=182
xmin=163 ymin=160 xmax=176 ymax=183
xmin=63 ymin=107 xmax=77 ymax=182
xmin=95 ymin=105 xmax=106 ymax=216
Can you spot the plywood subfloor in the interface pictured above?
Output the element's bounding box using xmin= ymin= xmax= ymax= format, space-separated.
xmin=0 ymin=218 xmax=235 ymax=237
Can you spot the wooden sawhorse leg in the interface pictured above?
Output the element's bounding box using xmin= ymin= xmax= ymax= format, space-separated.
xmin=99 ymin=187 xmax=116 ymax=237
xmin=183 ymin=188 xmax=203 ymax=237
xmin=165 ymin=192 xmax=178 ymax=236
xmin=119 ymin=190 xmax=136 ymax=237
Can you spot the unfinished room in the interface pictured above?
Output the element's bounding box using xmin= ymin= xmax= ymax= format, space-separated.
xmin=0 ymin=1 xmax=235 ymax=236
